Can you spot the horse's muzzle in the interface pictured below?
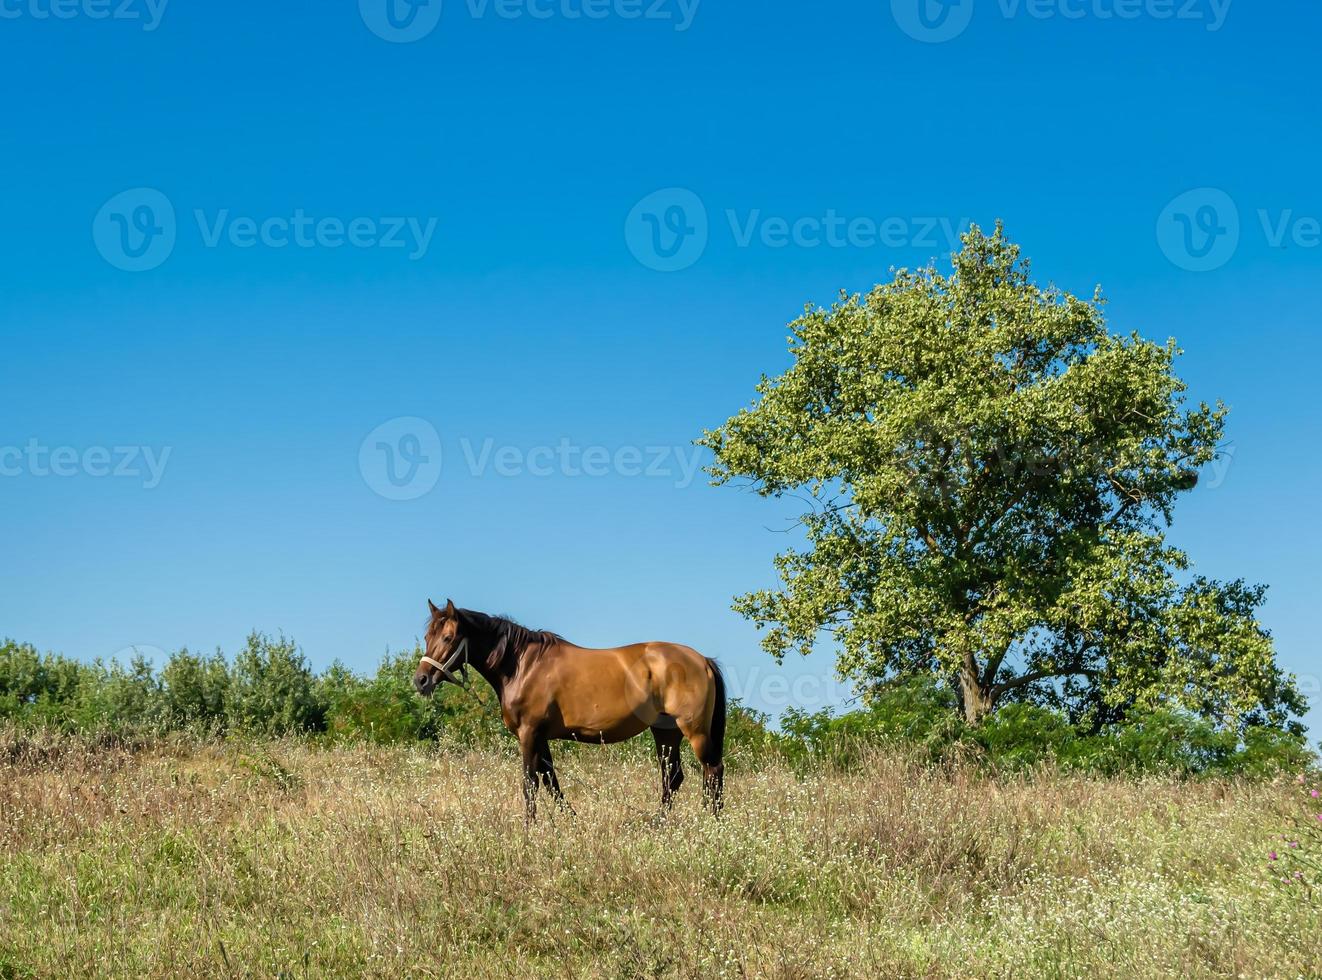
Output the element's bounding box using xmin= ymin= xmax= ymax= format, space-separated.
xmin=414 ymin=673 xmax=435 ymax=697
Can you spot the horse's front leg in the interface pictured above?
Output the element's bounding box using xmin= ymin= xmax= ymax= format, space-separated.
xmin=518 ymin=729 xmax=541 ymax=824
xmin=537 ymin=742 xmax=574 ymax=814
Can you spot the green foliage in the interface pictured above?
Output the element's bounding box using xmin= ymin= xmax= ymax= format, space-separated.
xmin=317 ymin=649 xmax=506 ymax=746
xmin=701 ymin=223 xmax=1305 ymax=733
xmin=0 ymin=640 xmax=92 ymax=727
xmin=160 ymin=648 xmax=230 ymax=732
xmin=779 ymin=677 xmax=963 ymax=767
xmin=226 ymin=632 xmax=323 ymax=736
xmin=318 ymin=659 xmax=409 ymax=743
xmin=1 ymin=635 xmax=1309 ymax=777
xmin=721 ymin=701 xmax=779 ymax=767
xmin=70 ymin=654 xmax=166 ymax=733
xmin=768 ymin=675 xmax=1312 ymax=777
xmin=1269 ymin=773 xmax=1322 ymax=898
xmin=972 ymin=703 xmax=1078 ymax=770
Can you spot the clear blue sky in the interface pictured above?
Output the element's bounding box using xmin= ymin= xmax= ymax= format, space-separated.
xmin=2 ymin=0 xmax=1319 ymax=734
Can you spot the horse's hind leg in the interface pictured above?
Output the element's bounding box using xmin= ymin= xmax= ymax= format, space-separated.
xmin=651 ymin=726 xmax=685 ymax=810
xmin=703 ymin=758 xmax=724 ymax=815
xmin=685 ymin=732 xmax=724 ymax=816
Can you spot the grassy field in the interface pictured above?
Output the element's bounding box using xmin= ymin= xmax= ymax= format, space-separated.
xmin=1 ymin=730 xmax=1318 ymax=979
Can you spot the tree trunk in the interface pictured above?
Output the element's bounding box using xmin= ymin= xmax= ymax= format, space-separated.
xmin=959 ymin=665 xmax=994 ymax=726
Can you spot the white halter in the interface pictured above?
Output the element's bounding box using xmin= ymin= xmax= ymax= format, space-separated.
xmin=420 ymin=636 xmax=470 ymax=685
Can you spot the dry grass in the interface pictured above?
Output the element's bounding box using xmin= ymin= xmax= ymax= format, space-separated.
xmin=0 ymin=729 xmax=1318 ymax=979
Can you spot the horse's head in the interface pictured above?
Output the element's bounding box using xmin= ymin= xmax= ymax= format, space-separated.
xmin=415 ymin=598 xmax=470 ymax=697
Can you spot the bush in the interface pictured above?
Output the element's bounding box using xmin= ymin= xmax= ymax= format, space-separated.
xmin=225 ymin=632 xmax=324 ymax=736
xmin=778 ymin=676 xmax=964 ymax=767
xmin=723 ymin=701 xmax=778 ymax=766
xmin=0 ymin=640 xmax=94 ymax=729
xmin=771 ymin=676 xmax=1314 ymax=777
xmin=71 ymin=654 xmax=167 ymax=733
xmin=1 ymin=635 xmax=1312 ymax=777
xmin=320 ymin=652 xmax=435 ymax=743
xmin=1235 ymin=726 xmax=1317 ymax=779
xmin=320 ymin=649 xmax=509 ymax=746
xmin=161 ymin=648 xmax=231 ymax=732
xmin=972 ymin=703 xmax=1077 ymax=770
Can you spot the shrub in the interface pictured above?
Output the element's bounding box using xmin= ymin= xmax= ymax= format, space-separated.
xmin=771 ymin=677 xmax=1313 ymax=777
xmin=0 ymin=640 xmax=95 ymax=729
xmin=1234 ymin=726 xmax=1318 ymax=779
xmin=70 ymin=653 xmax=166 ymax=733
xmin=160 ymin=648 xmax=231 ymax=732
xmin=319 ymin=649 xmax=509 ymax=746
xmin=971 ymin=702 xmax=1077 ymax=770
xmin=779 ymin=677 xmax=964 ymax=768
xmin=320 ymin=652 xmax=438 ymax=743
xmin=724 ymin=701 xmax=778 ymax=765
xmin=225 ymin=632 xmax=324 ymax=736
xmin=0 ymin=635 xmax=1312 ymax=776
xmin=1082 ymin=708 xmax=1238 ymax=776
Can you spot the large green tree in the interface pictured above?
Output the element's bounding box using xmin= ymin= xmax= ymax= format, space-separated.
xmin=702 ymin=224 xmax=1304 ymax=731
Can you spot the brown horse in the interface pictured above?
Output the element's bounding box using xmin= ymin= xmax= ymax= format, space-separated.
xmin=414 ymin=599 xmax=726 ymax=819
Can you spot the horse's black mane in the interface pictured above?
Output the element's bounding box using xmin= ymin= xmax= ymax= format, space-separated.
xmin=459 ymin=609 xmax=565 ymax=674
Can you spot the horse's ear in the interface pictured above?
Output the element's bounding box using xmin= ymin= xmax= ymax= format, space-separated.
xmin=428 ymin=599 xmax=441 ymax=618
xmin=444 ymin=598 xmax=457 ymax=617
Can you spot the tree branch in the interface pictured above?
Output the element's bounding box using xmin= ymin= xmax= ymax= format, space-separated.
xmin=992 ymin=667 xmax=1097 ymax=700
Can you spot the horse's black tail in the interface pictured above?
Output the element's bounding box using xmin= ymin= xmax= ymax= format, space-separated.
xmin=704 ymin=659 xmax=726 ymax=766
